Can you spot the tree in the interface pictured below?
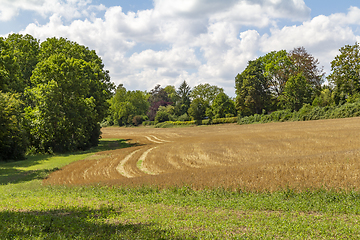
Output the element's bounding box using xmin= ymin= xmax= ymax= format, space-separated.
xmin=235 ymin=59 xmax=272 ymax=116
xmin=190 ymin=83 xmax=224 ymax=105
xmin=188 ymin=97 xmax=207 ymax=125
xmin=278 ymin=73 xmax=313 ymax=111
xmin=328 ymin=43 xmax=360 ymax=104
xmin=176 ymin=80 xmax=191 ymax=116
xmin=108 ymin=84 xmax=149 ymax=126
xmin=289 ymin=47 xmax=325 ymax=90
xmin=212 ymin=92 xmax=237 ymax=118
xmin=147 ymin=85 xmax=171 ymax=121
xmin=0 ymin=91 xmax=28 ymax=161
xmin=26 ymin=53 xmax=112 ymax=153
xmin=4 ymin=34 xmax=40 ymax=90
xmin=262 ymin=50 xmax=292 ymax=97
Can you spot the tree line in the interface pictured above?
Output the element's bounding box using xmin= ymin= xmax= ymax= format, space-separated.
xmin=2 ymin=32 xmax=360 ymax=161
xmin=105 ymin=81 xmax=236 ymax=127
xmin=0 ymin=34 xmax=113 ymax=161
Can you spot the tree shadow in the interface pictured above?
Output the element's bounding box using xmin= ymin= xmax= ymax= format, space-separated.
xmin=0 ymin=206 xmax=184 ymax=239
xmin=0 ymin=139 xmax=134 ymax=185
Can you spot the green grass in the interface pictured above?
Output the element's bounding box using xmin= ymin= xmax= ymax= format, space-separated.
xmin=1 ymin=140 xmax=360 ymax=239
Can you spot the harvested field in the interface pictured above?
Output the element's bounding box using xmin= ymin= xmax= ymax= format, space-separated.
xmin=44 ymin=117 xmax=360 ymax=191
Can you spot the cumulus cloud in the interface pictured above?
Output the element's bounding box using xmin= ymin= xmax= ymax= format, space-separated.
xmin=9 ymin=0 xmax=360 ymax=95
xmin=0 ymin=0 xmax=105 ymax=21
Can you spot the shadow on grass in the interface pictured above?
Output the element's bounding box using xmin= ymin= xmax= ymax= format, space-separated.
xmin=0 ymin=139 xmax=133 ymax=185
xmin=0 ymin=206 xmax=181 ymax=239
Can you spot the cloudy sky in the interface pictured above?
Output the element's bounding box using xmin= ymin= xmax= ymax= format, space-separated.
xmin=1 ymin=0 xmax=360 ymax=96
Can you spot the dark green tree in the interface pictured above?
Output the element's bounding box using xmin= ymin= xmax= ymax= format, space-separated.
xmin=235 ymin=59 xmax=272 ymax=116
xmin=4 ymin=33 xmax=40 ymax=90
xmin=328 ymin=43 xmax=360 ymax=104
xmin=26 ymin=53 xmax=112 ymax=153
xmin=188 ymin=97 xmax=207 ymax=125
xmin=278 ymin=73 xmax=313 ymax=111
xmin=176 ymin=80 xmax=191 ymax=116
xmin=212 ymin=92 xmax=237 ymax=118
xmin=0 ymin=91 xmax=28 ymax=161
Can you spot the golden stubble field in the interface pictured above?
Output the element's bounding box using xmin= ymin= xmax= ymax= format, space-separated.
xmin=45 ymin=117 xmax=360 ymax=191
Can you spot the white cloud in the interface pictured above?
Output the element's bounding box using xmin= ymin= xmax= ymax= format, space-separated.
xmin=0 ymin=0 xmax=105 ymax=21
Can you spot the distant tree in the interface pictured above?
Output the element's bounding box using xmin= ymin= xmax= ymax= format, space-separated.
xmin=278 ymin=73 xmax=313 ymax=111
xmin=147 ymin=85 xmax=171 ymax=121
xmin=109 ymin=84 xmax=149 ymax=126
xmin=212 ymin=92 xmax=237 ymax=118
xmin=328 ymin=43 xmax=360 ymax=104
xmin=262 ymin=50 xmax=292 ymax=97
xmin=0 ymin=91 xmax=28 ymax=161
xmin=289 ymin=47 xmax=325 ymax=90
xmin=188 ymin=97 xmax=207 ymax=125
xmin=190 ymin=83 xmax=224 ymax=105
xmin=0 ymin=37 xmax=21 ymax=93
xmin=235 ymin=59 xmax=272 ymax=116
xmin=164 ymin=85 xmax=179 ymax=105
xmin=155 ymin=105 xmax=175 ymax=123
xmin=175 ymin=80 xmax=191 ymax=116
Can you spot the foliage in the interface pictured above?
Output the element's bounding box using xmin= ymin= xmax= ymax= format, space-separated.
xmin=328 ymin=43 xmax=360 ymax=104
xmin=147 ymin=85 xmax=171 ymax=121
xmin=25 ymin=53 xmax=112 ymax=153
xmin=289 ymin=46 xmax=325 ymax=91
xmin=0 ymin=92 xmax=28 ymax=161
xmin=155 ymin=105 xmax=176 ymax=123
xmin=175 ymin=80 xmax=191 ymax=116
xmin=188 ymin=97 xmax=207 ymax=124
xmin=211 ymin=92 xmax=236 ymax=118
xmin=278 ymin=73 xmax=313 ymax=111
xmin=190 ymin=83 xmax=224 ymax=105
xmin=108 ymin=84 xmax=149 ymax=126
xmin=262 ymin=50 xmax=292 ymax=97
xmin=235 ymin=58 xmax=272 ymax=116
xmin=238 ymin=100 xmax=360 ymax=125
xmin=312 ymin=87 xmax=335 ymax=107
xmin=4 ymin=33 xmax=40 ymax=91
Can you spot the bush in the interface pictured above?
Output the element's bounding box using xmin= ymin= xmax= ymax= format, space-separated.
xmin=237 ymin=101 xmax=360 ymax=126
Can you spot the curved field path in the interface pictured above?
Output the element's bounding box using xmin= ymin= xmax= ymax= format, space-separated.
xmin=44 ymin=118 xmax=360 ymax=191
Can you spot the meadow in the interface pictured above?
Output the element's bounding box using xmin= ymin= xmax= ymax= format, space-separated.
xmin=2 ymin=118 xmax=360 ymax=239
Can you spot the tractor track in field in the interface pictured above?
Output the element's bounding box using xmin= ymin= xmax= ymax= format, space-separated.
xmin=44 ymin=118 xmax=360 ymax=191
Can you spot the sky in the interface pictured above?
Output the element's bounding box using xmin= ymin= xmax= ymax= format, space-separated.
xmin=1 ymin=0 xmax=360 ymax=97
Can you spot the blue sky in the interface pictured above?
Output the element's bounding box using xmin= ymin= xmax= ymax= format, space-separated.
xmin=1 ymin=0 xmax=360 ymax=96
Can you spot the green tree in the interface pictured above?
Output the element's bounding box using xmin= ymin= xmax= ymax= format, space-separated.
xmin=190 ymin=83 xmax=224 ymax=105
xmin=278 ymin=73 xmax=313 ymax=111
xmin=188 ymin=97 xmax=207 ymax=125
xmin=109 ymin=84 xmax=149 ymax=126
xmin=4 ymin=33 xmax=40 ymax=90
xmin=26 ymin=53 xmax=112 ymax=153
xmin=0 ymin=91 xmax=28 ymax=161
xmin=328 ymin=43 xmax=360 ymax=104
xmin=262 ymin=50 xmax=292 ymax=97
xmin=235 ymin=59 xmax=272 ymax=116
xmin=212 ymin=92 xmax=237 ymax=119
xmin=176 ymin=80 xmax=191 ymax=116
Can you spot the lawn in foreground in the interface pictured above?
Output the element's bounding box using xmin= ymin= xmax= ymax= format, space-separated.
xmin=1 ymin=138 xmax=360 ymax=239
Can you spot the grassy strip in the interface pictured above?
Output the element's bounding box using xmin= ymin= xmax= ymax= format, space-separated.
xmin=1 ymin=140 xmax=360 ymax=239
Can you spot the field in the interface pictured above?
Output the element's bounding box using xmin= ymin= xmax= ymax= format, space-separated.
xmin=2 ymin=118 xmax=360 ymax=239
xmin=46 ymin=117 xmax=360 ymax=191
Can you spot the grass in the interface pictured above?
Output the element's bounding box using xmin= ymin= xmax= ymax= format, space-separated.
xmin=1 ymin=138 xmax=360 ymax=238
